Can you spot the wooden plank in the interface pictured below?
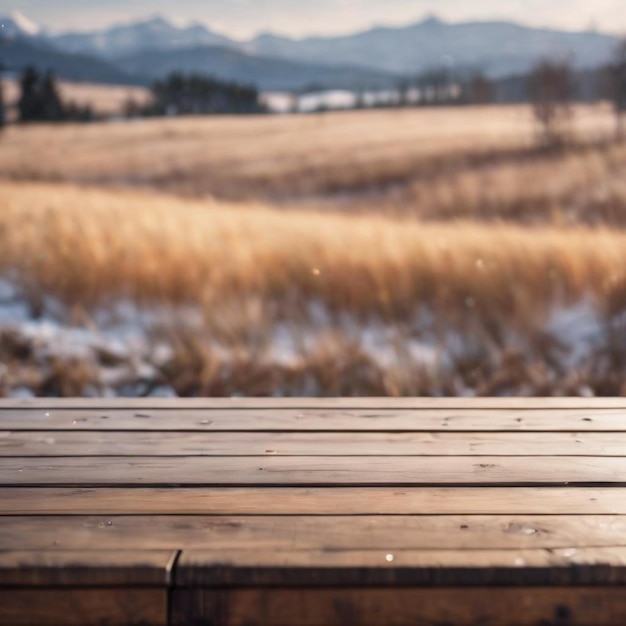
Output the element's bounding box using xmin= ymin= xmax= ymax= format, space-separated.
xmin=176 ymin=546 xmax=626 ymax=586
xmin=170 ymin=587 xmax=626 ymax=626
xmin=0 ymin=550 xmax=176 ymax=586
xmin=3 ymin=431 xmax=626 ymax=457
xmin=3 ymin=515 xmax=626 ymax=551
xmin=0 ymin=588 xmax=167 ymax=626
xmin=3 ymin=407 xmax=626 ymax=431
xmin=2 ymin=397 xmax=625 ymax=409
xmin=2 ymin=456 xmax=625 ymax=486
xmin=3 ymin=487 xmax=626 ymax=515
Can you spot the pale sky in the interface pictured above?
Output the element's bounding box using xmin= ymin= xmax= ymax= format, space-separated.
xmin=3 ymin=0 xmax=626 ymax=39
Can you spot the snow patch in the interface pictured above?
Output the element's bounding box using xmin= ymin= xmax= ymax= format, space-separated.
xmin=0 ymin=276 xmax=616 ymax=396
xmin=7 ymin=11 xmax=41 ymax=36
xmin=546 ymin=300 xmax=604 ymax=367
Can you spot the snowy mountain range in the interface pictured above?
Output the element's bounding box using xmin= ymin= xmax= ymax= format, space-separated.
xmin=248 ymin=17 xmax=618 ymax=77
xmin=0 ymin=11 xmax=621 ymax=89
xmin=49 ymin=16 xmax=233 ymax=58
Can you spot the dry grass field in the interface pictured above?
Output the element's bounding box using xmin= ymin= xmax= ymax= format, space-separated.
xmin=0 ymin=105 xmax=625 ymax=397
xmin=2 ymin=104 xmax=625 ymax=226
xmin=2 ymin=180 xmax=625 ymax=318
xmin=0 ymin=104 xmax=615 ymax=203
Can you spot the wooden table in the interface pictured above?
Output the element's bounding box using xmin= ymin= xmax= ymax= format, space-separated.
xmin=2 ymin=398 xmax=626 ymax=626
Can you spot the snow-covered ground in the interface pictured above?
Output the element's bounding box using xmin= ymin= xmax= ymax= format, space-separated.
xmin=0 ymin=276 xmax=617 ymax=397
xmin=261 ymin=87 xmax=459 ymax=114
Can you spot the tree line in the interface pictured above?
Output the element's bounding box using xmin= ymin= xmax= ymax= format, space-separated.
xmin=19 ymin=66 xmax=95 ymax=123
xmin=1 ymin=38 xmax=626 ymax=139
xmin=133 ymin=72 xmax=262 ymax=116
xmin=379 ymin=39 xmax=626 ymax=145
xmin=0 ymin=67 xmax=262 ymax=128
xmin=0 ymin=66 xmax=94 ymax=127
xmin=526 ymin=40 xmax=626 ymax=146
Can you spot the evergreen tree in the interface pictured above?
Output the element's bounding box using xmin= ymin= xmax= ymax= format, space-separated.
xmin=151 ymin=73 xmax=261 ymax=116
xmin=17 ymin=67 xmax=73 ymax=123
xmin=18 ymin=66 xmax=41 ymax=122
xmin=0 ymin=79 xmax=6 ymax=130
xmin=41 ymin=72 xmax=64 ymax=121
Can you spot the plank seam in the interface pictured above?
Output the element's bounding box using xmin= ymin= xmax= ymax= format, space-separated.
xmin=167 ymin=550 xmax=182 ymax=626
xmin=5 ymin=454 xmax=626 ymax=458
xmin=6 ymin=482 xmax=626 ymax=488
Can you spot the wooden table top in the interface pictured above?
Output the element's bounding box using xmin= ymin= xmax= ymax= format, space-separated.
xmin=2 ymin=397 xmax=626 ymax=626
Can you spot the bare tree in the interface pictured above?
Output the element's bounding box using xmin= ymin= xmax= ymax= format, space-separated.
xmin=609 ymin=38 xmax=626 ymax=140
xmin=396 ymin=78 xmax=410 ymax=107
xmin=529 ymin=60 xmax=575 ymax=147
xmin=464 ymin=74 xmax=495 ymax=105
xmin=421 ymin=68 xmax=451 ymax=105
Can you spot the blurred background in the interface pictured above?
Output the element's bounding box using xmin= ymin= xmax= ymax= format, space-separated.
xmin=1 ymin=1 xmax=626 ymax=398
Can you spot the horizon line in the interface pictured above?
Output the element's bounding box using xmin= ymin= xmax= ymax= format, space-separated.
xmin=4 ymin=9 xmax=617 ymax=42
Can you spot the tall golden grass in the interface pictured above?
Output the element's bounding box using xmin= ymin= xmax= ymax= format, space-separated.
xmin=1 ymin=180 xmax=625 ymax=324
xmin=2 ymin=107 xmax=626 ymax=396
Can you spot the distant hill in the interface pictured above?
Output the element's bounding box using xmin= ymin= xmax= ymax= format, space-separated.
xmin=1 ymin=12 xmax=622 ymax=90
xmin=117 ymin=45 xmax=401 ymax=91
xmin=249 ymin=17 xmax=618 ymax=77
xmin=47 ymin=14 xmax=619 ymax=78
xmin=49 ymin=16 xmax=233 ymax=59
xmin=0 ymin=35 xmax=142 ymax=85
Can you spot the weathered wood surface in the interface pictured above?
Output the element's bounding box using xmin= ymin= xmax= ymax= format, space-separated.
xmin=0 ymin=588 xmax=168 ymax=626
xmin=176 ymin=547 xmax=626 ymax=586
xmin=4 ymin=430 xmax=626 ymax=456
xmin=170 ymin=587 xmax=626 ymax=626
xmin=4 ymin=407 xmax=626 ymax=431
xmin=4 ymin=486 xmax=625 ymax=515
xmin=2 ymin=398 xmax=626 ymax=626
xmin=2 ymin=455 xmax=626 ymax=485
xmin=0 ymin=551 xmax=176 ymax=586
xmin=2 ymin=397 xmax=625 ymax=408
xmin=3 ymin=515 xmax=626 ymax=551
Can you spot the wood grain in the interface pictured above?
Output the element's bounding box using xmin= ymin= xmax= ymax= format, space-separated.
xmin=0 ymin=588 xmax=167 ymax=626
xmin=3 ymin=515 xmax=626 ymax=551
xmin=2 ymin=397 xmax=625 ymax=409
xmin=3 ymin=486 xmax=624 ymax=515
xmin=0 ymin=550 xmax=176 ymax=586
xmin=176 ymin=546 xmax=626 ymax=586
xmin=3 ymin=430 xmax=626 ymax=456
xmin=4 ymin=408 xmax=626 ymax=431
xmin=170 ymin=587 xmax=626 ymax=626
xmin=2 ymin=455 xmax=625 ymax=486
xmin=4 ymin=398 xmax=626 ymax=626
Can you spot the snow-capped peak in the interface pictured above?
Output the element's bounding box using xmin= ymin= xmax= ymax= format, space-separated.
xmin=0 ymin=11 xmax=41 ymax=36
xmin=11 ymin=11 xmax=40 ymax=35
